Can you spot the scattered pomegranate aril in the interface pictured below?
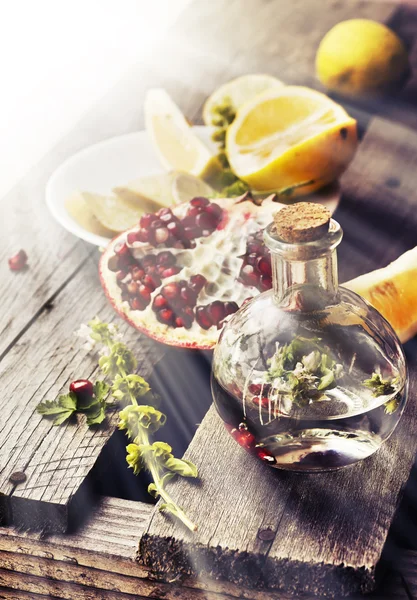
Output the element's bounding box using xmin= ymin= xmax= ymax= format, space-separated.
xmin=257 ymin=449 xmax=276 ymax=463
xmin=69 ymin=379 xmax=94 ymax=403
xmin=161 ymin=266 xmax=182 ymax=278
xmin=253 ymin=396 xmax=270 ymax=408
xmin=190 ymin=196 xmax=209 ymax=208
xmin=195 ymin=306 xmax=213 ymax=330
xmin=8 ymin=249 xmax=28 ymax=271
xmin=189 ymin=274 xmax=207 ymax=293
xmin=230 ymin=426 xmax=256 ymax=449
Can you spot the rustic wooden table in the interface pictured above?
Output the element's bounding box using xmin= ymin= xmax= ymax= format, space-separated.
xmin=2 ymin=0 xmax=417 ymax=598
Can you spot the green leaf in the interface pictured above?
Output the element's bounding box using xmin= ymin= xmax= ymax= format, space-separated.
xmin=126 ymin=443 xmax=142 ymax=475
xmin=36 ymin=394 xmax=77 ymax=426
xmin=384 ymin=393 xmax=401 ymax=415
xmin=86 ymin=405 xmax=106 ymax=426
xmin=148 ymin=483 xmax=159 ymax=498
xmin=318 ymin=369 xmax=335 ymax=391
xmin=164 ymin=457 xmax=198 ymax=478
xmin=161 ymin=472 xmax=176 ymax=487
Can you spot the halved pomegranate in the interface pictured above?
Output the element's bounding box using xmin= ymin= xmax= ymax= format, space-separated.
xmin=99 ymin=195 xmax=281 ymax=349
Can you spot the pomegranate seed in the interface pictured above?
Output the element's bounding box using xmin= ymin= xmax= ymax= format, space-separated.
xmin=69 ymin=379 xmax=94 ymax=404
xmin=154 ymin=227 xmax=169 ymax=245
xmin=138 ymin=284 xmax=152 ymax=303
xmin=249 ymin=383 xmax=262 ymax=395
xmin=207 ymin=301 xmax=225 ymax=325
xmin=189 ymin=274 xmax=207 ymax=293
xmin=150 ymin=219 xmax=163 ymax=230
xmin=142 ymin=255 xmax=156 ymax=267
xmin=157 ymin=308 xmax=175 ymax=325
xmin=206 ymin=202 xmax=222 ymax=219
xmin=173 ymin=240 xmax=186 ymax=249
xmin=180 ymin=285 xmax=197 ymax=306
xmin=140 ymin=213 xmax=158 ymax=228
xmin=127 ymin=282 xmax=139 ymax=295
xmin=145 ymin=265 xmax=157 ymax=275
xmin=190 ymin=196 xmax=209 ymax=208
xmin=185 ymin=206 xmax=201 ymax=220
xmin=127 ymin=231 xmax=142 ymax=245
xmin=157 ymin=265 xmax=167 ymax=275
xmin=107 ymin=255 xmax=120 ymax=272
xmin=166 ymin=221 xmax=183 ymax=238
xmin=175 ymin=307 xmax=194 ymax=329
xmin=136 ymin=229 xmax=149 ymax=243
xmin=156 ymin=251 xmax=175 ymax=266
xmin=153 ymin=294 xmax=167 ymax=309
xmin=161 ymin=266 xmax=182 ymax=278
xmin=131 ymin=266 xmax=145 ymax=281
xmin=259 ymin=274 xmax=272 ymax=291
xmin=231 ymin=428 xmax=256 ymax=449
xmin=246 ymin=253 xmax=258 ymax=265
xmin=161 ymin=282 xmax=181 ymax=300
xmin=143 ymin=273 xmax=161 ymax=291
xmin=8 ymin=249 xmax=28 ymax=271
xmin=129 ymin=296 xmax=145 ymax=311
xmin=257 ymin=449 xmax=276 ymax=463
xmin=114 ymin=243 xmax=130 ymax=257
xmin=253 ymin=396 xmax=270 ymax=408
xmin=183 ymin=226 xmax=200 ymax=240
xmin=242 ymin=297 xmax=253 ymax=305
xmin=196 ymin=212 xmax=217 ymax=231
xmin=240 ymin=264 xmax=259 ymax=286
xmin=116 ymin=270 xmax=127 ymax=281
xmin=157 ymin=207 xmax=174 ymax=221
xmin=247 ymin=241 xmax=263 ymax=254
xmin=224 ymin=301 xmax=239 ymax=316
xmin=257 ymin=256 xmax=272 ymax=277
xmin=195 ymin=306 xmax=213 ymax=330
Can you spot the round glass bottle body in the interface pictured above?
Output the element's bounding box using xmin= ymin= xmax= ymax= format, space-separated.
xmin=211 ymin=219 xmax=407 ymax=472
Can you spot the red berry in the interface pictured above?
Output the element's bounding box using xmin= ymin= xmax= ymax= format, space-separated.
xmin=69 ymin=379 xmax=94 ymax=404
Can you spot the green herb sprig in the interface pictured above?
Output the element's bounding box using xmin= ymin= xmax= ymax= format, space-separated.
xmin=37 ymin=317 xmax=198 ymax=531
xmin=364 ymin=371 xmax=401 ymax=415
xmin=267 ymin=337 xmax=343 ymax=407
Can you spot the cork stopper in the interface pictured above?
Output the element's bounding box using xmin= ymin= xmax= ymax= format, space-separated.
xmin=273 ymin=202 xmax=331 ymax=243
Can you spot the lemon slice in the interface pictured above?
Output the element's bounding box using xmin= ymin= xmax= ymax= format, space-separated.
xmin=171 ymin=172 xmax=214 ymax=204
xmin=82 ymin=191 xmax=151 ymax=233
xmin=226 ymin=86 xmax=358 ymax=196
xmin=145 ymin=89 xmax=220 ymax=180
xmin=202 ymin=74 xmax=284 ymax=126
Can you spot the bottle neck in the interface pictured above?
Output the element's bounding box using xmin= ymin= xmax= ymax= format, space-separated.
xmin=272 ymin=249 xmax=338 ymax=307
xmin=264 ymin=219 xmax=343 ymax=310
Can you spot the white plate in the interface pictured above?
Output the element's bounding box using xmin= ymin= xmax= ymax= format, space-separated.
xmin=46 ymin=126 xmax=340 ymax=247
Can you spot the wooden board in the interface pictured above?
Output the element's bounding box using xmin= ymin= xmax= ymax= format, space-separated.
xmin=0 ymin=256 xmax=164 ymax=532
xmin=139 ymin=114 xmax=417 ymax=597
xmin=0 ymin=495 xmax=413 ymax=600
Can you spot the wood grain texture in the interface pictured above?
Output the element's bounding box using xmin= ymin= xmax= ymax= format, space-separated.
xmin=140 ymin=114 xmax=417 ymax=597
xmin=0 ymin=256 xmax=164 ymax=532
xmin=0 ymin=496 xmax=411 ymax=600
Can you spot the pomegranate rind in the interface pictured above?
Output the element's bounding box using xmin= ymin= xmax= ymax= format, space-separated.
xmin=99 ymin=196 xmax=283 ymax=349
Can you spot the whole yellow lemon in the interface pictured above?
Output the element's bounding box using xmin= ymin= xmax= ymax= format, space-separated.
xmin=316 ymin=19 xmax=409 ymax=96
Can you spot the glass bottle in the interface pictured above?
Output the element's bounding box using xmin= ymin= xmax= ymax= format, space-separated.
xmin=211 ymin=203 xmax=408 ymax=472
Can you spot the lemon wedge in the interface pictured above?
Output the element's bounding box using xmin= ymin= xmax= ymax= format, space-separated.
xmin=145 ymin=89 xmax=220 ymax=181
xmin=226 ymin=86 xmax=358 ymax=196
xmin=202 ymin=74 xmax=284 ymax=126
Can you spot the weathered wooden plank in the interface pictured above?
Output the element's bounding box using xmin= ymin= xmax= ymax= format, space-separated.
xmin=0 ymin=256 xmax=164 ymax=532
xmin=0 ymin=496 xmax=411 ymax=600
xmin=139 ymin=111 xmax=417 ymax=597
